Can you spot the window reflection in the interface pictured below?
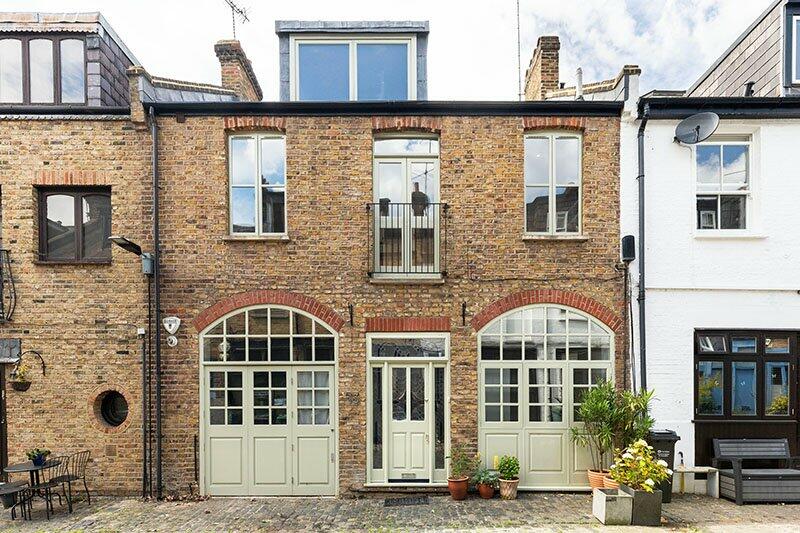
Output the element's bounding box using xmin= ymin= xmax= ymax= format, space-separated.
xmin=60 ymin=39 xmax=85 ymax=103
xmin=30 ymin=39 xmax=54 ymax=103
xmin=0 ymin=39 xmax=22 ymax=103
xmin=357 ymin=43 xmax=408 ymax=100
xmin=732 ymin=362 xmax=757 ymax=416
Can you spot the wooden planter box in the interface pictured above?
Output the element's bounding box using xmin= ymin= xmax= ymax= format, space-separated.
xmin=592 ymin=488 xmax=632 ymax=526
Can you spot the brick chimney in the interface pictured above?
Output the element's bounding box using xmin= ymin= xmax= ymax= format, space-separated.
xmin=214 ymin=40 xmax=263 ymax=101
xmin=524 ymin=36 xmax=560 ymax=101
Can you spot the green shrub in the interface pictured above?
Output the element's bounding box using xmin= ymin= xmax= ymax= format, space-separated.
xmin=472 ymin=466 xmax=498 ymax=487
xmin=497 ymin=455 xmax=519 ymax=481
xmin=447 ymin=444 xmax=480 ymax=480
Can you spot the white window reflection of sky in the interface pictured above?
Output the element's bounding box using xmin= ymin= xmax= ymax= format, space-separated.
xmin=0 ymin=39 xmax=22 ymax=103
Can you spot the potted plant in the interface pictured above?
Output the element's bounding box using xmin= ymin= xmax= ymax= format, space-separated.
xmin=570 ymin=381 xmax=615 ymax=488
xmin=26 ymin=447 xmax=51 ymax=467
xmin=497 ymin=455 xmax=520 ymax=500
xmin=608 ymin=439 xmax=671 ymax=526
xmin=10 ymin=363 xmax=31 ymax=392
xmin=472 ymin=466 xmax=498 ymax=499
xmin=446 ymin=444 xmax=480 ymax=501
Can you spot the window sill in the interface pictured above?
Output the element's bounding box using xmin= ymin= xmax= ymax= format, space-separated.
xmin=222 ymin=234 xmax=290 ymax=242
xmin=369 ymin=274 xmax=445 ymax=285
xmin=33 ymin=260 xmax=112 ymax=266
xmin=694 ymin=232 xmax=767 ymax=240
xmin=522 ymin=234 xmax=589 ymax=242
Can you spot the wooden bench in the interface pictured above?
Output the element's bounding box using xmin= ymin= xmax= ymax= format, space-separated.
xmin=712 ymin=438 xmax=800 ymax=505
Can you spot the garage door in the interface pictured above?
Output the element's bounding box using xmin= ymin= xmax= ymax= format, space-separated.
xmin=477 ymin=305 xmax=614 ymax=490
xmin=200 ymin=306 xmax=337 ymax=496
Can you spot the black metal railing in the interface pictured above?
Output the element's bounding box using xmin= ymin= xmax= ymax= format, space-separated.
xmin=367 ymin=202 xmax=448 ymax=276
xmin=0 ymin=250 xmax=15 ymax=322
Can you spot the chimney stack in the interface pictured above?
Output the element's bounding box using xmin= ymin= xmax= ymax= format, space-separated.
xmin=214 ymin=40 xmax=263 ymax=102
xmin=524 ymin=36 xmax=560 ymax=101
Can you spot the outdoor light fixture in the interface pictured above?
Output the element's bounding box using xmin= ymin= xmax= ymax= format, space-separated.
xmin=109 ymin=235 xmax=155 ymax=276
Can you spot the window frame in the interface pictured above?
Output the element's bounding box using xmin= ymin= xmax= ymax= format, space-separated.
xmin=227 ymin=133 xmax=288 ymax=237
xmin=289 ymin=34 xmax=417 ymax=101
xmin=693 ymin=137 xmax=752 ymax=232
xmin=793 ymin=15 xmax=800 ymax=85
xmin=37 ymin=186 xmax=112 ymax=263
xmin=0 ymin=34 xmax=87 ymax=105
xmin=523 ymin=132 xmax=583 ymax=236
xmin=693 ymin=330 xmax=796 ymax=421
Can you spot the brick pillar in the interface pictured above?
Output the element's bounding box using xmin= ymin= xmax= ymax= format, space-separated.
xmin=126 ymin=65 xmax=148 ymax=126
xmin=214 ymin=40 xmax=263 ymax=102
xmin=524 ymin=36 xmax=560 ymax=101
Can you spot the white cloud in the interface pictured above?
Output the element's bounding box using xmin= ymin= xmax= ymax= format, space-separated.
xmin=6 ymin=0 xmax=775 ymax=100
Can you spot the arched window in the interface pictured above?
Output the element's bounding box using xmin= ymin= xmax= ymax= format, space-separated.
xmin=201 ymin=306 xmax=336 ymax=363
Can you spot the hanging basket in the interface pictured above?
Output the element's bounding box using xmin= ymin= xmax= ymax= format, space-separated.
xmin=10 ymin=380 xmax=31 ymax=392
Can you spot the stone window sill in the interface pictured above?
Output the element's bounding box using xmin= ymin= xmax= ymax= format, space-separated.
xmin=33 ymin=260 xmax=112 ymax=266
xmin=522 ymin=234 xmax=589 ymax=242
xmin=694 ymin=232 xmax=767 ymax=241
xmin=369 ymin=274 xmax=445 ymax=285
xmin=222 ymin=234 xmax=290 ymax=242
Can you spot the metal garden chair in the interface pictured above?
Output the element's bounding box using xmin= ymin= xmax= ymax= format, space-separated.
xmin=51 ymin=450 xmax=91 ymax=512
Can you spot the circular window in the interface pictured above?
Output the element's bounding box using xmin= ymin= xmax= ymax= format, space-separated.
xmin=97 ymin=391 xmax=129 ymax=427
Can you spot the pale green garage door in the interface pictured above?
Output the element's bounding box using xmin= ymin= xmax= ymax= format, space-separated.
xmin=200 ymin=306 xmax=338 ymax=496
xmin=477 ymin=305 xmax=614 ymax=490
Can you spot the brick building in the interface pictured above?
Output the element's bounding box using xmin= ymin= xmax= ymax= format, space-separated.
xmin=0 ymin=13 xmax=629 ymax=497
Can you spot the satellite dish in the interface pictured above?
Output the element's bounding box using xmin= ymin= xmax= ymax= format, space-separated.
xmin=674 ymin=112 xmax=720 ymax=144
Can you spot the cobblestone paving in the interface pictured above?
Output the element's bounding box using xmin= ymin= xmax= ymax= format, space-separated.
xmin=1 ymin=493 xmax=800 ymax=532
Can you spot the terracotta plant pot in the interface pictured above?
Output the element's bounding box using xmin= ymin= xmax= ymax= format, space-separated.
xmin=447 ymin=477 xmax=469 ymax=500
xmin=587 ymin=469 xmax=609 ymax=489
xmin=477 ymin=483 xmax=495 ymax=499
xmin=499 ymin=478 xmax=519 ymax=500
xmin=603 ymin=476 xmax=620 ymax=489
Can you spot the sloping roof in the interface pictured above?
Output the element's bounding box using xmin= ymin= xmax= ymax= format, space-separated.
xmin=0 ymin=12 xmax=140 ymax=65
xmin=275 ymin=20 xmax=429 ymax=34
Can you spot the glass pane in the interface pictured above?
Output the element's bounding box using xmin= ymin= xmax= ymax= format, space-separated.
xmin=732 ymin=362 xmax=757 ymax=416
xmin=485 ymin=405 xmax=501 ymax=422
xmin=569 ymin=336 xmax=589 ymax=360
xmin=272 ymin=409 xmax=287 ymax=425
xmin=485 ymin=368 xmax=500 ymax=385
xmin=374 ymin=138 xmax=439 ymax=155
xmin=271 ymin=371 xmax=286 ymax=388
xmin=356 ymin=43 xmax=408 ymax=100
xmin=60 ymin=39 xmax=85 ymax=103
xmin=555 ymin=187 xmax=579 ymax=232
xmin=30 ymin=39 xmax=54 ymax=103
xmin=209 ymin=372 xmax=225 ymax=388
xmin=503 ymin=312 xmax=523 ymax=334
xmin=248 ymin=308 xmax=268 ymax=335
xmin=696 ymin=145 xmax=720 ymax=191
xmin=502 ymin=386 xmax=518 ymax=403
xmin=314 ymin=409 xmax=330 ymax=425
xmin=0 ymin=39 xmax=22 ymax=103
xmin=730 ymin=337 xmax=756 ymax=354
xmin=371 ymin=338 xmax=446 ymax=358
xmin=209 ymin=390 xmax=225 ymax=407
xmin=529 ymin=386 xmax=543 ymax=403
xmin=298 ymin=43 xmax=349 ymax=101
xmin=573 ymin=368 xmax=589 ymax=385
xmin=254 ymin=371 xmax=269 ymax=388
xmin=434 ymin=367 xmax=445 ymax=469
xmin=231 ymin=188 xmax=256 ymax=233
xmin=272 ymin=389 xmax=287 ymax=407
xmin=485 ymin=386 xmax=500 ymax=403
xmin=547 ymin=336 xmax=567 ymax=360
xmin=529 ymin=368 xmax=545 ymax=386
xmin=765 ymin=336 xmax=790 ymax=354
xmin=227 ymin=371 xmax=242 ymax=388
xmin=797 ymin=18 xmax=800 ymax=81
xmin=568 ymin=312 xmax=588 ymax=334
xmin=315 ymin=371 xmax=330 ymax=388
xmin=270 ymin=337 xmax=290 ymax=361
xmin=315 ymin=337 xmax=335 ymax=361
xmin=480 ymin=336 xmax=501 ymax=360
xmin=502 ymin=336 xmax=522 ymax=360
xmin=209 ymin=409 xmax=225 ymax=425
xmin=260 ymin=137 xmax=285 ymax=186
xmin=591 ymin=337 xmax=611 ymax=360
xmin=254 ymin=409 xmax=270 ymax=425
xmin=372 ymin=367 xmax=382 ymax=469
xmin=379 ymin=227 xmax=402 ymax=269
xmin=253 ymin=390 xmax=269 ymax=407
xmin=293 ymin=313 xmax=313 ymax=334
xmin=392 ymin=368 xmax=406 ymax=421
xmin=765 ymin=362 xmax=789 ymax=416
xmin=524 ymin=336 xmax=544 ymax=360
xmin=591 ymin=368 xmax=607 ymax=384
xmin=227 ymin=409 xmax=242 ymax=425
xmin=377 ymin=161 xmax=403 ymax=204
xmin=248 ymin=339 xmax=268 ymax=361
xmin=207 ymin=322 xmax=224 ymax=336
xmin=549 ymin=405 xmax=563 ymax=422
xmin=547 ymin=307 xmax=567 ymax=333
xmin=226 ymin=312 xmax=246 ymax=335
xmin=227 ymin=338 xmax=245 ymax=361
xmin=262 ymin=188 xmax=285 ymax=233
xmin=503 ymin=405 xmax=518 ymax=422
xmin=227 ymin=390 xmax=243 ymax=407
xmin=524 ymin=137 xmax=549 ymax=184
xmin=315 ymin=390 xmax=329 ymax=407
xmin=410 ymin=368 xmax=425 ymax=421
xmin=231 ymin=138 xmax=257 ymax=185
xmin=45 ymin=194 xmax=76 ymax=260
xmin=698 ymin=334 xmax=726 ymax=353
xmin=529 ymin=405 xmax=542 ymax=421
xmin=298 ymin=408 xmax=313 ymax=424
xmin=270 ymin=309 xmax=290 ymax=334
xmin=555 ymin=137 xmax=580 ymax=185
xmin=298 ymin=390 xmax=312 ymax=407
xmin=410 ymin=161 xmax=438 ymax=203
xmin=525 ymin=308 xmax=545 ymax=334
xmin=722 ymin=145 xmax=748 ymax=191
xmin=503 ymin=368 xmax=518 ymax=385
xmin=720 ymin=195 xmax=745 ymax=229
xmin=696 ymin=196 xmax=718 ymax=229
xmin=293 ymin=337 xmax=313 ymax=361
xmin=298 ymin=371 xmax=312 ymax=388
xmin=525 ymin=186 xmax=549 ymax=233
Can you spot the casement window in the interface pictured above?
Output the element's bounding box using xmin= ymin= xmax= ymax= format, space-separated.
xmin=0 ymin=36 xmax=85 ymax=104
xmin=695 ymin=138 xmax=750 ymax=230
xmin=523 ymin=133 xmax=582 ymax=235
xmin=694 ymin=331 xmax=796 ymax=420
xmin=228 ymin=134 xmax=286 ymax=236
xmin=291 ymin=36 xmax=416 ymax=101
xmin=38 ymin=188 xmax=111 ymax=262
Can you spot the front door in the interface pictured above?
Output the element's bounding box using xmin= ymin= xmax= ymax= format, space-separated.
xmin=388 ymin=365 xmax=429 ymax=482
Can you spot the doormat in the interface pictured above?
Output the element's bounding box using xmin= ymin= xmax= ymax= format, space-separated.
xmin=383 ymin=496 xmax=430 ymax=507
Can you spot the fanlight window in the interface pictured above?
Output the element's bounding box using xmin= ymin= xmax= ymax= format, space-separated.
xmin=479 ymin=306 xmax=611 ymax=361
xmin=202 ymin=306 xmax=335 ymax=363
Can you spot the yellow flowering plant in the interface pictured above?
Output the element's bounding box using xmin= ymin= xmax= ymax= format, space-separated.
xmin=609 ymin=439 xmax=671 ymax=493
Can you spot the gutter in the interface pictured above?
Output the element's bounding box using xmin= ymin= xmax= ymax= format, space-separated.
xmin=149 ymin=106 xmax=163 ymax=500
xmin=639 ymin=97 xmax=800 ymax=119
xmin=637 ymin=104 xmax=649 ymax=392
xmin=147 ymin=100 xmax=624 ymax=117
xmin=0 ymin=105 xmax=129 ymax=115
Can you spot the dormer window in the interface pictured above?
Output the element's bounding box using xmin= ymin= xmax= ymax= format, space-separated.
xmin=0 ymin=35 xmax=85 ymax=105
xmin=793 ymin=15 xmax=800 ymax=84
xmin=291 ymin=36 xmax=415 ymax=101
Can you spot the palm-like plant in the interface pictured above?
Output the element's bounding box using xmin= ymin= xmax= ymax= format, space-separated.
xmin=570 ymin=381 xmax=616 ymax=471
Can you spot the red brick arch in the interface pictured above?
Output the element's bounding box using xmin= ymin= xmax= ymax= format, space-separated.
xmin=192 ymin=289 xmax=346 ymax=333
xmin=522 ymin=116 xmax=586 ymax=132
xmin=471 ymin=289 xmax=622 ymax=333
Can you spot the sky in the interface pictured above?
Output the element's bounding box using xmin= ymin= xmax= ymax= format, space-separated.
xmin=8 ymin=0 xmax=776 ymax=100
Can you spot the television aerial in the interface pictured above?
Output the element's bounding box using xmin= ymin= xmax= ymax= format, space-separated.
xmin=674 ymin=112 xmax=720 ymax=144
xmin=223 ymin=0 xmax=249 ymax=39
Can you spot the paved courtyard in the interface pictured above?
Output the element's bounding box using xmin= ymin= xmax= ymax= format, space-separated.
xmin=1 ymin=492 xmax=800 ymax=532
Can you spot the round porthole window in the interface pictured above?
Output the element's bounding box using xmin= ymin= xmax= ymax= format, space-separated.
xmin=97 ymin=391 xmax=129 ymax=427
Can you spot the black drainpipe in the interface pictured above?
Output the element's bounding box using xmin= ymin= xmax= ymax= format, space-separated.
xmin=149 ymin=106 xmax=163 ymax=499
xmin=637 ymin=104 xmax=649 ymax=391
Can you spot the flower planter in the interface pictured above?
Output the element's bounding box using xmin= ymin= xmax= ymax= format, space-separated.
xmin=32 ymin=455 xmax=46 ymax=467
xmin=587 ymin=469 xmax=609 ymax=489
xmin=476 ymin=483 xmax=495 ymax=499
xmin=10 ymin=380 xmax=31 ymax=392
xmin=592 ymin=488 xmax=632 ymax=526
xmin=603 ymin=476 xmax=620 ymax=489
xmin=498 ymin=478 xmax=519 ymax=500
xmin=620 ymin=484 xmax=663 ymax=527
xmin=447 ymin=477 xmax=469 ymax=500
